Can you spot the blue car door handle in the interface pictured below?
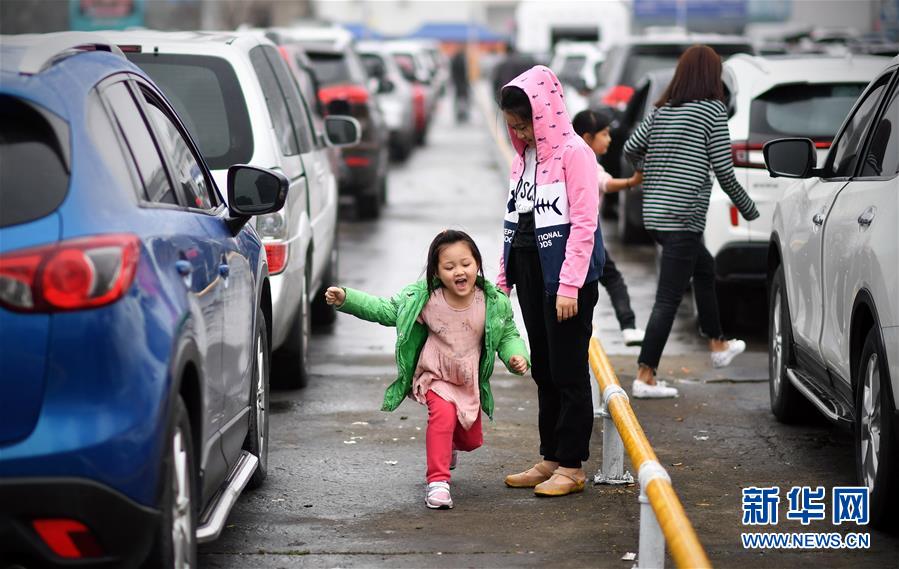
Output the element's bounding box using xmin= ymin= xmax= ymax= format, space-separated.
xmin=175 ymin=260 xmax=192 ymax=276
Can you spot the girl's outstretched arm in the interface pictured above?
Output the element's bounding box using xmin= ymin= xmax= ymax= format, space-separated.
xmin=604 ymin=171 xmax=642 ymax=193
xmin=495 ymin=296 xmax=530 ymax=374
xmin=328 ymin=286 xmax=401 ymax=327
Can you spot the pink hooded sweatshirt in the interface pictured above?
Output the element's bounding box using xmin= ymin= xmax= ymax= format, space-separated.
xmin=497 ymin=66 xmax=605 ymax=299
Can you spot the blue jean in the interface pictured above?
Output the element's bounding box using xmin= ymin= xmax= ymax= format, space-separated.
xmin=638 ymin=231 xmax=724 ymax=370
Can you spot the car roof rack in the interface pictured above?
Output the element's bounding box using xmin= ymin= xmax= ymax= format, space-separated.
xmin=8 ymin=31 xmax=125 ymax=75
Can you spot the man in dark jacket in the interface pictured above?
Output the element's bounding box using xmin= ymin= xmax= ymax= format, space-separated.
xmin=450 ymin=49 xmax=470 ymax=122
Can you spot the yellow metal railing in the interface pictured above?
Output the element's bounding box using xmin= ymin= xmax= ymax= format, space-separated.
xmin=589 ymin=337 xmax=712 ymax=569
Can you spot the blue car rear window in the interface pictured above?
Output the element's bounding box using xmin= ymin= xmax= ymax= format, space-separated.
xmin=0 ymin=95 xmax=70 ymax=228
xmin=127 ymin=53 xmax=253 ymax=170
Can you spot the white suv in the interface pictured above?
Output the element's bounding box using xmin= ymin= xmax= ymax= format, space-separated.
xmin=107 ymin=30 xmax=358 ymax=386
xmin=764 ymin=56 xmax=898 ymax=527
xmin=705 ymin=54 xmax=890 ymax=327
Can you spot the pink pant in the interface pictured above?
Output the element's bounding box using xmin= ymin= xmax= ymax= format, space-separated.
xmin=426 ymin=390 xmax=483 ymax=483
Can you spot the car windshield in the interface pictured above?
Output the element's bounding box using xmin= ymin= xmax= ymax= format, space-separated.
xmin=306 ymin=52 xmax=353 ymax=86
xmin=0 ymin=95 xmax=70 ymax=228
xmin=605 ymin=43 xmax=753 ymax=87
xmin=359 ymin=53 xmax=385 ymax=77
xmin=750 ymin=83 xmax=867 ymax=142
xmin=127 ymin=53 xmax=253 ymax=170
xmin=560 ymin=55 xmax=587 ymax=77
xmin=621 ymin=52 xmax=681 ymax=86
xmin=392 ymin=53 xmax=417 ymax=82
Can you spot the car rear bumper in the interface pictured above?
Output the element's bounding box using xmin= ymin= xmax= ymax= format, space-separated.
xmin=0 ymin=478 xmax=158 ymax=568
xmin=339 ymin=145 xmax=384 ymax=195
xmin=714 ymin=242 xmax=768 ymax=284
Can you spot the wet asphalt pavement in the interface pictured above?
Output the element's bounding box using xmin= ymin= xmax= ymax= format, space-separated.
xmin=199 ymin=92 xmax=898 ymax=568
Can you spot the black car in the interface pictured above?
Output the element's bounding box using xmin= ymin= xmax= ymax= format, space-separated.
xmin=615 ymin=67 xmax=675 ymax=243
xmin=288 ymin=28 xmax=390 ymax=220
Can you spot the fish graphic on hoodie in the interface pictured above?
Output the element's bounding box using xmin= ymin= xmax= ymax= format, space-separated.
xmin=497 ymin=65 xmax=605 ymax=298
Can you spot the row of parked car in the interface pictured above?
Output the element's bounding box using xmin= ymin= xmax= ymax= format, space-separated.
xmin=0 ymin=25 xmax=447 ymax=568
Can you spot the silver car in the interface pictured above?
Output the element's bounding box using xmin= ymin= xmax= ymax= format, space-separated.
xmin=107 ymin=30 xmax=359 ymax=388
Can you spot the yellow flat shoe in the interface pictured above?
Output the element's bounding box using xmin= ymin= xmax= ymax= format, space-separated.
xmin=504 ymin=461 xmax=557 ymax=488
xmin=534 ymin=468 xmax=586 ymax=496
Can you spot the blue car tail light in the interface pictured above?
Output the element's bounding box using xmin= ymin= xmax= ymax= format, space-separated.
xmin=0 ymin=233 xmax=140 ymax=312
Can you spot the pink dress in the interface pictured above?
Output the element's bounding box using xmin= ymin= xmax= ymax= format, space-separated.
xmin=412 ymin=288 xmax=486 ymax=430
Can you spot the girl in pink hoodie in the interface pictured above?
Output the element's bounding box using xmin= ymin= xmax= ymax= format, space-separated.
xmin=497 ymin=66 xmax=605 ymax=497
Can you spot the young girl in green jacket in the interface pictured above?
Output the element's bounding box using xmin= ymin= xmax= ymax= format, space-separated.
xmin=325 ymin=230 xmax=530 ymax=510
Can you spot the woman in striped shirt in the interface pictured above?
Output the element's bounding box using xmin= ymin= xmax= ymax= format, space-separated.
xmin=623 ymin=45 xmax=759 ymax=399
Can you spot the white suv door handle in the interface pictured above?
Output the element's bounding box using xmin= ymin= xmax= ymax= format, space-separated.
xmin=858 ymin=207 xmax=876 ymax=228
xmin=812 ymin=213 xmax=825 ymax=226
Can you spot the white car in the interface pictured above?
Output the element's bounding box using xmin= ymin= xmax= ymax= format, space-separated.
xmin=106 ymin=30 xmax=358 ymax=387
xmin=550 ymin=41 xmax=604 ymax=116
xmin=383 ymin=40 xmax=439 ymax=145
xmin=705 ymin=54 xmax=890 ymax=326
xmin=357 ymin=41 xmax=417 ymax=161
xmin=764 ymin=55 xmax=898 ymax=527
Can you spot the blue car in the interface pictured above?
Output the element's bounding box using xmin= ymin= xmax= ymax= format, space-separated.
xmin=0 ymin=32 xmax=287 ymax=567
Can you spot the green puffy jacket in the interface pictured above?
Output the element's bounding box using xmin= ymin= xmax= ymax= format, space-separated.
xmin=337 ymin=279 xmax=530 ymax=419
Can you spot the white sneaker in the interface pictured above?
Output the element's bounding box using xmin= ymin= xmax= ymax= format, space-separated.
xmin=632 ymin=379 xmax=679 ymax=399
xmin=710 ymin=339 xmax=747 ymax=368
xmin=622 ymin=328 xmax=645 ymax=346
xmin=449 ymin=449 xmax=458 ymax=470
xmin=426 ymin=481 xmax=453 ymax=509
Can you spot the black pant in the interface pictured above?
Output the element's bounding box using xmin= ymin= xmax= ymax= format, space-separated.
xmin=453 ymin=85 xmax=469 ymax=122
xmin=638 ymin=231 xmax=724 ymax=369
xmin=598 ymin=248 xmax=636 ymax=331
xmin=510 ymin=247 xmax=599 ymax=467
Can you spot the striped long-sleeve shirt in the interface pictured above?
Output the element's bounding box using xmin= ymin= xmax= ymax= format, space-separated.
xmin=623 ymin=99 xmax=759 ymax=233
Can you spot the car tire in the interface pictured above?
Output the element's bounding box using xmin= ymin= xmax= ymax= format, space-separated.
xmin=768 ymin=266 xmax=813 ymax=423
xmin=854 ymin=328 xmax=897 ymax=528
xmin=311 ymin=244 xmax=338 ymax=327
xmin=144 ymin=396 xmax=197 ymax=569
xmin=356 ymin=187 xmax=381 ymax=220
xmin=273 ymin=271 xmax=311 ymax=388
xmin=618 ymin=190 xmax=651 ymax=244
xmin=245 ymin=309 xmax=269 ymax=490
xmin=391 ymin=137 xmax=413 ymax=162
